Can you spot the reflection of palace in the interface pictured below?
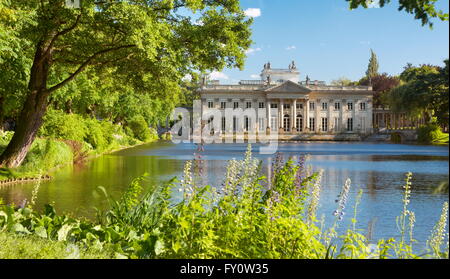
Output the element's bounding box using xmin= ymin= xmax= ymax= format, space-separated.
xmin=199 ymin=62 xmax=374 ymax=139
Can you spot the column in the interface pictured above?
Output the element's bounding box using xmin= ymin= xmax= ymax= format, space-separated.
xmin=305 ymin=100 xmax=310 ymax=133
xmin=280 ymin=99 xmax=284 ymax=131
xmin=315 ymin=99 xmax=320 ymax=133
xmin=293 ymin=99 xmax=297 ymax=132
xmin=267 ymin=100 xmax=271 ymax=132
xmin=328 ymin=99 xmax=333 ymax=133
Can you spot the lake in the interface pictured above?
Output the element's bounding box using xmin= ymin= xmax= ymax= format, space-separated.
xmin=0 ymin=141 xmax=448 ymax=250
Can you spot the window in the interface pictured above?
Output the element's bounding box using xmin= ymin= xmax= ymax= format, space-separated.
xmin=208 ymin=101 xmax=214 ymax=109
xmin=334 ymin=117 xmax=340 ymax=131
xmin=246 ymin=102 xmax=252 ymax=109
xmin=221 ymin=117 xmax=226 ymax=132
xmin=296 ymin=103 xmax=303 ymax=110
xmin=309 ymin=102 xmax=315 ymax=111
xmin=296 ymin=115 xmax=303 ymax=132
xmin=270 ymin=103 xmax=278 ymax=109
xmin=221 ymin=102 xmax=226 ymax=109
xmin=258 ymin=118 xmax=265 ymax=132
xmin=321 ymin=118 xmax=328 ymax=132
xmin=309 ymin=117 xmax=315 ymax=131
xmin=233 ymin=102 xmax=239 ymax=109
xmin=271 ymin=117 xmax=278 ymax=132
xmin=347 ymin=102 xmax=353 ymax=111
xmin=259 ymin=102 xmax=265 ymax=109
xmin=334 ymin=102 xmax=340 ymax=110
xmin=322 ymin=103 xmax=328 ymax=111
xmin=283 ymin=104 xmax=291 ymax=110
xmin=360 ymin=102 xmax=366 ymax=110
xmin=347 ymin=118 xmax=353 ymax=131
xmin=244 ymin=116 xmax=250 ymax=131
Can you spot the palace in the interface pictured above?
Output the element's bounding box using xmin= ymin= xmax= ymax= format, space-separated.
xmin=199 ymin=62 xmax=374 ymax=139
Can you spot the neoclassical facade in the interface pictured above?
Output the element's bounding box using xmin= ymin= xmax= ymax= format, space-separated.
xmin=199 ymin=63 xmax=374 ymax=136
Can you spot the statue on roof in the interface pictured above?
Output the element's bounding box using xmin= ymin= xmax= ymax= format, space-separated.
xmin=305 ymin=75 xmax=310 ymax=85
xmin=267 ymin=62 xmax=271 ymax=69
xmin=291 ymin=61 xmax=296 ymax=70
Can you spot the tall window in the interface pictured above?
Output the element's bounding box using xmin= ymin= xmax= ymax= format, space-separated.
xmin=246 ymin=102 xmax=252 ymax=109
xmin=347 ymin=118 xmax=353 ymax=131
xmin=309 ymin=117 xmax=315 ymax=131
xmin=309 ymin=102 xmax=315 ymax=111
xmin=321 ymin=117 xmax=328 ymax=132
xmin=221 ymin=117 xmax=226 ymax=132
xmin=283 ymin=104 xmax=291 ymax=110
xmin=296 ymin=103 xmax=303 ymax=110
xmin=259 ymin=102 xmax=265 ymax=109
xmin=334 ymin=117 xmax=339 ymax=131
xmin=359 ymin=102 xmax=366 ymax=110
xmin=258 ymin=118 xmax=265 ymax=132
xmin=322 ymin=102 xmax=328 ymax=111
xmin=296 ymin=115 xmax=303 ymax=132
xmin=347 ymin=102 xmax=353 ymax=111
xmin=220 ymin=102 xmax=226 ymax=109
xmin=271 ymin=117 xmax=278 ymax=132
xmin=244 ymin=116 xmax=250 ymax=131
xmin=233 ymin=102 xmax=239 ymax=109
xmin=270 ymin=103 xmax=278 ymax=109
xmin=334 ymin=102 xmax=340 ymax=110
xmin=208 ymin=101 xmax=214 ymax=109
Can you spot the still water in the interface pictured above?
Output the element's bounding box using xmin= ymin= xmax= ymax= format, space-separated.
xmin=0 ymin=142 xmax=448 ymax=249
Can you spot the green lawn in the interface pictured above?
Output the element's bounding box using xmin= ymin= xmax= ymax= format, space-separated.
xmin=0 ymin=232 xmax=114 ymax=259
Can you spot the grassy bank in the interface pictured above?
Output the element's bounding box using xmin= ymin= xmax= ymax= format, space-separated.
xmin=0 ymin=110 xmax=160 ymax=181
xmin=0 ymin=146 xmax=448 ymax=259
xmin=0 ymin=232 xmax=114 ymax=259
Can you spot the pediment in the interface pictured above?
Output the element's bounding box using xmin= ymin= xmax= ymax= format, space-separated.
xmin=265 ymin=81 xmax=311 ymax=94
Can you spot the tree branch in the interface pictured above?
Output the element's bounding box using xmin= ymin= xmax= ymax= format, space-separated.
xmin=47 ymin=44 xmax=136 ymax=93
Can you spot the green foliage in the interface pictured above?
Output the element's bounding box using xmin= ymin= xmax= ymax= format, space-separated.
xmin=1 ymin=146 xmax=448 ymax=259
xmin=0 ymin=232 xmax=113 ymax=259
xmin=126 ymin=115 xmax=152 ymax=142
xmin=417 ymin=121 xmax=449 ymax=143
xmin=366 ymin=49 xmax=379 ymax=80
xmin=347 ymin=0 xmax=449 ymax=27
xmin=387 ymin=60 xmax=449 ymax=127
xmin=0 ymin=136 xmax=73 ymax=180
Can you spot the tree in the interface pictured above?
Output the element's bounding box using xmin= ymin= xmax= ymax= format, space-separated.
xmin=359 ymin=73 xmax=400 ymax=107
xmin=347 ymin=0 xmax=449 ymax=28
xmin=330 ymin=77 xmax=356 ymax=86
xmin=387 ymin=60 xmax=449 ymax=127
xmin=365 ymin=49 xmax=379 ymax=84
xmin=0 ymin=0 xmax=252 ymax=167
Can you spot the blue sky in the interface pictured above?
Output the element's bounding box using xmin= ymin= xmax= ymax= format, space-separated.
xmin=212 ymin=0 xmax=449 ymax=84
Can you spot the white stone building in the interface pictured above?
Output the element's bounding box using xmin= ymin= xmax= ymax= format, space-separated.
xmin=199 ymin=62 xmax=374 ymax=138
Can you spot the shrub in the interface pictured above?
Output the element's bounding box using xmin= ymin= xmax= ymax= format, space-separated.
xmin=126 ymin=115 xmax=152 ymax=142
xmin=418 ymin=122 xmax=449 ymax=143
xmin=39 ymin=109 xmax=87 ymax=143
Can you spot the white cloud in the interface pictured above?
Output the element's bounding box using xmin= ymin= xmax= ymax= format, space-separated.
xmin=245 ymin=47 xmax=262 ymax=55
xmin=244 ymin=8 xmax=261 ymax=18
xmin=250 ymin=74 xmax=260 ymax=79
xmin=286 ymin=45 xmax=297 ymax=51
xmin=209 ymin=71 xmax=229 ymax=80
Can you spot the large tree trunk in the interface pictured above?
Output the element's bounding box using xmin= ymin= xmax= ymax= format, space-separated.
xmin=0 ymin=41 xmax=51 ymax=168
